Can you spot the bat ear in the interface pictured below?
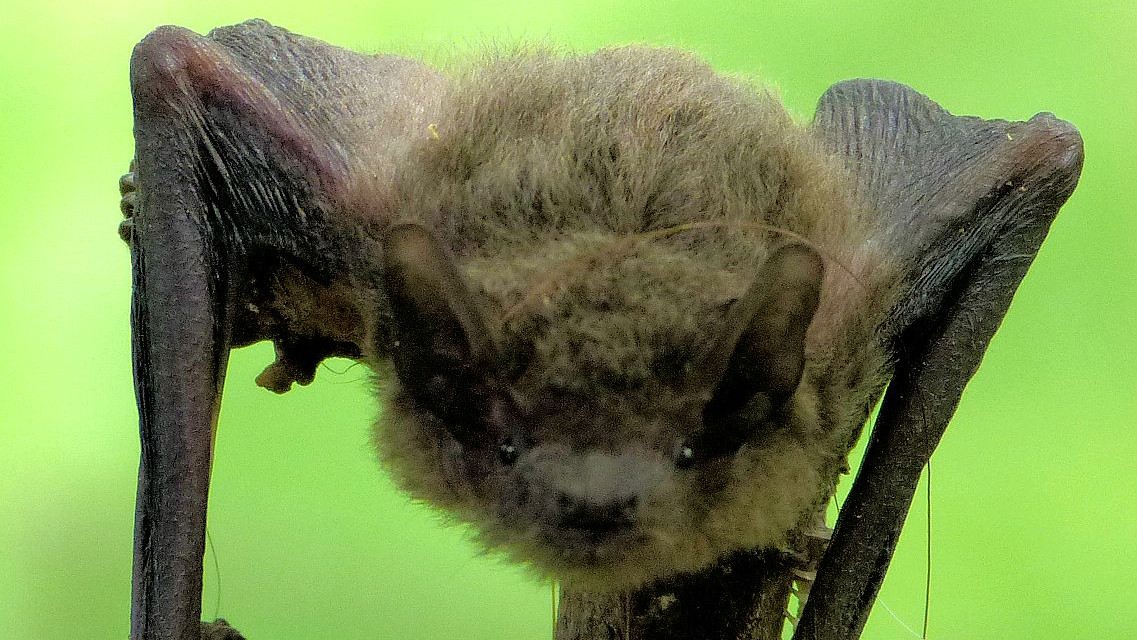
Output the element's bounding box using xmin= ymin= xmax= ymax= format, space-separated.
xmin=697 ymin=244 xmax=823 ymax=418
xmin=382 ymin=223 xmax=499 ymax=416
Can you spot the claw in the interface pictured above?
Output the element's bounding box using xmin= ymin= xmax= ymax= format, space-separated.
xmin=786 ymin=512 xmax=833 ymax=628
xmin=803 ymin=525 xmax=833 ymax=541
xmin=792 ymin=568 xmax=817 ymax=582
xmin=119 ymin=170 xmax=137 ymax=198
xmin=119 ymin=166 xmax=138 ymax=245
xmin=118 ymin=218 xmax=134 ymax=243
xmin=120 ymin=191 xmax=137 ymax=218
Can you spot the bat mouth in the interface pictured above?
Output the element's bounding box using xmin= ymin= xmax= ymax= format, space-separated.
xmin=541 ymin=492 xmax=645 ymax=553
xmin=539 ymin=522 xmax=648 ymax=564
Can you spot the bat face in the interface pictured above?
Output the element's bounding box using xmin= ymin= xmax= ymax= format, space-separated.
xmin=372 ymin=226 xmax=838 ymax=588
xmin=375 ymin=312 xmax=835 ymax=588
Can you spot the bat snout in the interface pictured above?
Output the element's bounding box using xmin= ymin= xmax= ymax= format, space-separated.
xmin=521 ymin=446 xmax=669 ymax=547
xmin=556 ymin=492 xmax=639 ymax=535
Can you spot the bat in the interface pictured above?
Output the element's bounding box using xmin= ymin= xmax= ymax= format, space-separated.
xmin=120 ymin=19 xmax=1082 ymax=640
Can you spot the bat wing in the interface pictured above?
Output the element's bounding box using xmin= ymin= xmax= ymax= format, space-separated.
xmin=126 ymin=20 xmax=436 ymax=640
xmin=796 ymin=80 xmax=1083 ymax=638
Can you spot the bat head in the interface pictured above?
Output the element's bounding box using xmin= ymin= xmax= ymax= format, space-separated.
xmin=374 ymin=223 xmax=830 ymax=588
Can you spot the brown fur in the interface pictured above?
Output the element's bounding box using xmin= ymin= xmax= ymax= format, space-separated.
xmin=363 ymin=46 xmax=904 ymax=589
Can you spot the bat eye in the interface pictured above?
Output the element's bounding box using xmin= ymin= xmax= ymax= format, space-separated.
xmin=673 ymin=441 xmax=697 ymax=469
xmin=498 ymin=439 xmax=520 ymax=466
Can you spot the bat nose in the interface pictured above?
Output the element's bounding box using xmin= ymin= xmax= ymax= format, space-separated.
xmin=557 ymin=493 xmax=638 ymax=533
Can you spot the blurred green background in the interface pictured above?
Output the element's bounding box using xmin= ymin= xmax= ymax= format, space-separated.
xmin=1 ymin=1 xmax=1133 ymax=638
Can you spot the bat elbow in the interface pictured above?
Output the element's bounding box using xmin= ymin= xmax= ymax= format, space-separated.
xmin=131 ymin=26 xmax=199 ymax=98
